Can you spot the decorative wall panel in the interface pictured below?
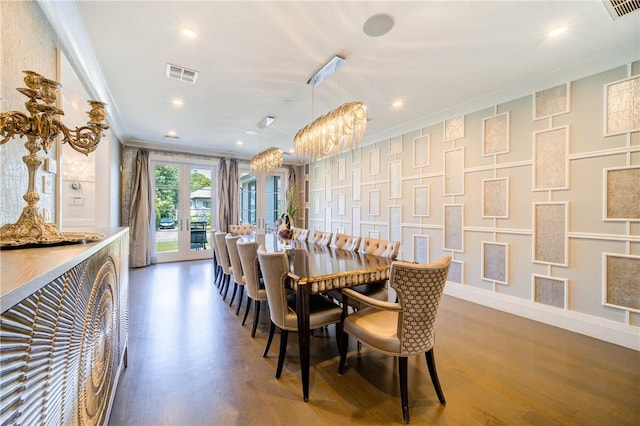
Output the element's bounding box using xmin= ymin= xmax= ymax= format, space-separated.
xmin=603 ymin=254 xmax=640 ymax=312
xmin=444 ymin=116 xmax=465 ymax=141
xmin=338 ymin=193 xmax=346 ymax=216
xmin=534 ymin=126 xmax=569 ymax=190
xmin=352 ymin=169 xmax=361 ymax=201
xmin=448 ymin=260 xmax=464 ymax=284
xmin=444 ymin=147 xmax=465 ymax=195
xmin=413 ymin=134 xmax=430 ymax=168
xmin=369 ymin=148 xmax=380 ymax=176
xmin=483 ymin=112 xmax=510 ymax=156
xmin=604 ymin=166 xmax=640 ymax=221
xmin=533 ymin=202 xmax=568 ymax=266
xmin=444 ymin=204 xmax=464 ymax=252
xmin=352 ymin=207 xmax=361 ymax=235
xmin=482 ymin=177 xmax=509 ymax=218
xmin=604 ymin=75 xmax=640 ymax=135
xmin=413 ymin=185 xmax=430 ymax=217
xmin=534 ymin=83 xmax=570 ymax=119
xmin=389 ymin=161 xmax=402 ymax=199
xmin=413 ymin=235 xmax=430 ymax=264
xmin=533 ymin=274 xmax=567 ymax=309
xmin=389 ymin=135 xmax=403 ymax=155
xmin=369 ymin=190 xmax=380 ymax=216
xmin=338 ymin=158 xmax=345 ymax=181
xmin=482 ymin=241 xmax=509 ymax=284
xmin=390 ymin=206 xmax=402 ymax=242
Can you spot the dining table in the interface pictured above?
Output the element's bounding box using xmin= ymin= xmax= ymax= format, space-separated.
xmin=266 ymin=239 xmax=393 ymax=402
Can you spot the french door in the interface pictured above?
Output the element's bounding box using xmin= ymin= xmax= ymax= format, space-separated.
xmin=152 ymin=158 xmax=216 ymax=263
xmin=238 ymin=166 xmax=287 ymax=238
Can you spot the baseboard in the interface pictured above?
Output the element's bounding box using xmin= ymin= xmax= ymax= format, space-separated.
xmin=444 ymin=283 xmax=640 ymax=351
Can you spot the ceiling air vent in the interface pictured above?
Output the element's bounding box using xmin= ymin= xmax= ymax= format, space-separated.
xmin=602 ymin=0 xmax=640 ymax=20
xmin=166 ymin=64 xmax=198 ymax=84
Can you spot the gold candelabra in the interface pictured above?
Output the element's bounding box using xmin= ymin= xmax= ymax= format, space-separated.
xmin=0 ymin=70 xmax=109 ymax=247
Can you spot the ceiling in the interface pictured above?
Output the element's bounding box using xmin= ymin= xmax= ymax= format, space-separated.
xmin=41 ymin=1 xmax=639 ymax=164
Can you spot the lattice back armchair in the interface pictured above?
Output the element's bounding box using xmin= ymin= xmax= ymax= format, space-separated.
xmin=338 ymin=256 xmax=452 ymax=424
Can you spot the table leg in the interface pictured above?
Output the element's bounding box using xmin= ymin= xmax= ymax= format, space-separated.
xmin=297 ymin=283 xmax=310 ymax=402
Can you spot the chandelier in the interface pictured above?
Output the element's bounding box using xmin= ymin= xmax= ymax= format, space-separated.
xmin=0 ymin=70 xmax=108 ymax=247
xmin=293 ymin=101 xmax=367 ymax=162
xmin=250 ymin=147 xmax=283 ymax=174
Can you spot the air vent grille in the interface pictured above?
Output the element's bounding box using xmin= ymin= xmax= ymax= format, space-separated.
xmin=166 ymin=64 xmax=198 ymax=84
xmin=603 ymin=0 xmax=640 ymax=20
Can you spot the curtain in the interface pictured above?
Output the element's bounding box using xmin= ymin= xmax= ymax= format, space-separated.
xmin=217 ymin=159 xmax=228 ymax=232
xmin=217 ymin=158 xmax=239 ymax=233
xmin=228 ymin=159 xmax=239 ymax=228
xmin=129 ymin=149 xmax=155 ymax=267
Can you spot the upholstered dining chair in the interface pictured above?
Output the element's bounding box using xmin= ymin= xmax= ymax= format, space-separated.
xmin=229 ymin=224 xmax=254 ymax=236
xmin=338 ymin=256 xmax=451 ymax=424
xmin=332 ymin=233 xmax=362 ymax=251
xmin=349 ymin=237 xmax=401 ymax=304
xmin=292 ymin=227 xmax=309 ymax=242
xmin=310 ymin=230 xmax=333 ymax=246
xmin=237 ymin=240 xmax=268 ymax=337
xmin=211 ymin=229 xmax=223 ymax=288
xmin=214 ymin=232 xmax=233 ymax=300
xmin=226 ymin=234 xmax=246 ymax=315
xmin=362 ymin=237 xmax=400 ymax=259
xmin=257 ymin=247 xmax=343 ymax=379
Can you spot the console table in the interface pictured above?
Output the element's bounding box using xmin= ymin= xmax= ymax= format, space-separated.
xmin=0 ymin=228 xmax=129 ymax=425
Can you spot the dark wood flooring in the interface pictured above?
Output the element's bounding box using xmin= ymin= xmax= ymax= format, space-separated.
xmin=108 ymin=259 xmax=640 ymax=425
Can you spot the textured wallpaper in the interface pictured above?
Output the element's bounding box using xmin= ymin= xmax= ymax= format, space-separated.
xmin=1 ymin=1 xmax=59 ymax=225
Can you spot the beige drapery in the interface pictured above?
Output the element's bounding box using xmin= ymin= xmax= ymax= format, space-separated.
xmin=217 ymin=158 xmax=238 ymax=232
xmin=129 ymin=149 xmax=155 ymax=267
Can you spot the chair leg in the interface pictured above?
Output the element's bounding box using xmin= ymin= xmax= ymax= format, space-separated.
xmin=425 ymin=349 xmax=446 ymax=404
xmin=399 ymin=357 xmax=410 ymax=424
xmin=242 ymin=295 xmax=252 ymax=325
xmin=222 ymin=275 xmax=231 ymax=299
xmin=263 ymin=321 xmax=276 ymax=357
xmin=276 ymin=329 xmax=289 ymax=379
xmin=235 ymin=286 xmax=245 ymax=315
xmin=251 ymin=300 xmax=260 ymax=337
xmin=338 ymin=293 xmax=349 ymax=374
xmin=229 ymin=283 xmax=238 ymax=307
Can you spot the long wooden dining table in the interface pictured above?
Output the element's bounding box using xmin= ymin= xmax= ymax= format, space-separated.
xmin=276 ymin=240 xmax=393 ymax=401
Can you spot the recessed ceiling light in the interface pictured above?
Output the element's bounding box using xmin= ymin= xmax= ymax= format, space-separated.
xmin=236 ymin=140 xmax=243 ymax=145
xmin=182 ymin=27 xmax=197 ymax=38
xmin=246 ymin=130 xmax=258 ymax=136
xmin=165 ymin=130 xmax=179 ymax=139
xmin=549 ymin=26 xmax=567 ymax=38
xmin=392 ymin=100 xmax=403 ymax=108
xmin=172 ymin=98 xmax=184 ymax=106
xmin=289 ymin=148 xmax=295 ymax=153
xmin=363 ymin=14 xmax=394 ymax=37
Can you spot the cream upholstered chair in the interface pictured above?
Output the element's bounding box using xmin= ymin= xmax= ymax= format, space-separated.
xmin=331 ymin=233 xmax=361 ymax=251
xmin=310 ymin=230 xmax=333 ymax=246
xmin=338 ymin=257 xmax=451 ymax=424
xmin=237 ymin=240 xmax=268 ymax=337
xmin=257 ymin=247 xmax=343 ymax=378
xmin=362 ymin=237 xmax=400 ymax=259
xmin=291 ymin=227 xmax=309 ymax=242
xmin=211 ymin=230 xmax=223 ymax=287
xmin=226 ymin=234 xmax=246 ymax=315
xmin=229 ymin=224 xmax=254 ymax=236
xmin=214 ymin=232 xmax=233 ymax=300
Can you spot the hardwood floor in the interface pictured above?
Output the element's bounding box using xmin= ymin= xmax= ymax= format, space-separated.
xmin=108 ymin=259 xmax=640 ymax=425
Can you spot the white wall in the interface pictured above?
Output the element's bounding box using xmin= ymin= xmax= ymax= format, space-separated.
xmin=305 ymin=63 xmax=640 ymax=350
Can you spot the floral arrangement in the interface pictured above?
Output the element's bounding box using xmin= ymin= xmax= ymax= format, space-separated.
xmin=275 ymin=213 xmax=293 ymax=241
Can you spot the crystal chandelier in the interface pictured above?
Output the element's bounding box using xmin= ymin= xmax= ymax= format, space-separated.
xmin=250 ymin=147 xmax=283 ymax=174
xmin=293 ymin=101 xmax=367 ymax=162
xmin=249 ymin=115 xmax=282 ymax=174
